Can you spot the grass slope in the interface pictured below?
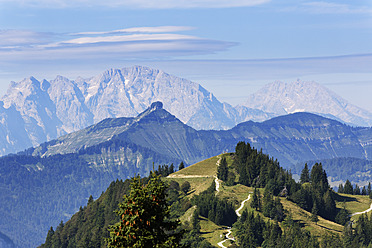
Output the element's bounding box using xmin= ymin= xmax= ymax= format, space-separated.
xmin=167 ymin=153 xmax=372 ymax=247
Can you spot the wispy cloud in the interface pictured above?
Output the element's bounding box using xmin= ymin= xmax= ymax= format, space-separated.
xmin=284 ymin=1 xmax=372 ymax=14
xmin=70 ymin=26 xmax=194 ymax=36
xmin=0 ymin=30 xmax=52 ymax=47
xmin=303 ymin=2 xmax=372 ymax=14
xmin=0 ymin=26 xmax=236 ymax=61
xmin=0 ymin=0 xmax=270 ymax=9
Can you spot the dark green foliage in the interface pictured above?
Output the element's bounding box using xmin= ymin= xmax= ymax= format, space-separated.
xmin=293 ymin=157 xmax=372 ymax=184
xmin=277 ymin=215 xmax=319 ymax=248
xmin=191 ymin=209 xmax=201 ymax=234
xmin=311 ymin=202 xmax=319 ymax=224
xmin=362 ymin=186 xmax=367 ymax=196
xmin=39 ymin=179 xmax=131 ymax=248
xmin=262 ymin=191 xmax=284 ymax=222
xmin=156 ymin=164 xmax=175 ymax=177
xmin=233 ymin=142 xmax=299 ymax=196
xmin=320 ymin=233 xmax=343 ymax=248
xmin=217 ymin=157 xmax=228 ymax=181
xmin=290 ymin=163 xmax=337 ymax=222
xmin=1 ymin=140 xmax=181 ymax=247
xmin=343 ymin=180 xmax=354 ymax=194
xmin=180 ymin=181 xmax=191 ymax=195
xmin=107 ymin=172 xmax=182 ymax=248
xmin=300 ymin=163 xmax=310 ymax=184
xmin=343 ymin=213 xmax=372 ymax=247
xmin=338 ymin=183 xmax=344 ymax=193
xmin=226 ymin=171 xmax=236 ymax=186
xmin=234 ymin=210 xmax=266 ymax=247
xmin=353 ymin=184 xmax=361 ymax=195
xmin=179 ymin=162 xmax=185 ymax=171
xmin=310 ymin=163 xmax=329 ymax=192
xmin=251 ymin=188 xmax=261 ymax=211
xmin=193 ymin=181 xmax=237 ymax=226
xmin=234 ymin=211 xmax=320 ymax=248
xmin=335 ymin=202 xmax=350 ymax=226
xmin=180 ymin=231 xmax=214 ymax=248
xmin=337 ymin=180 xmax=372 ymax=196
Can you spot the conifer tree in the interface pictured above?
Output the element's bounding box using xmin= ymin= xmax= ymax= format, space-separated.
xmin=217 ymin=157 xmax=228 ymax=181
xmin=338 ymin=183 xmax=344 ymax=193
xmin=192 ymin=209 xmax=201 ymax=234
xmin=169 ymin=163 xmax=174 ymax=174
xmin=179 ymin=162 xmax=185 ymax=171
xmin=251 ymin=188 xmax=260 ymax=211
xmin=311 ymin=202 xmax=319 ymax=224
xmin=354 ymin=184 xmax=361 ymax=195
xmin=107 ymin=172 xmax=182 ymax=248
xmin=300 ymin=163 xmax=310 ymax=184
xmin=344 ymin=180 xmax=353 ymax=194
xmin=361 ymin=186 xmax=367 ymax=196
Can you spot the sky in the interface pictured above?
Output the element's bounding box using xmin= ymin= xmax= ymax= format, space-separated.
xmin=0 ymin=0 xmax=371 ymax=111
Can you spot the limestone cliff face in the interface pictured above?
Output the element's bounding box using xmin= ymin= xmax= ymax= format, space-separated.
xmin=0 ymin=66 xmax=269 ymax=156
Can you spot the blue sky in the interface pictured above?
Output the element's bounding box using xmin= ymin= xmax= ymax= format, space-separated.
xmin=0 ymin=0 xmax=371 ymax=111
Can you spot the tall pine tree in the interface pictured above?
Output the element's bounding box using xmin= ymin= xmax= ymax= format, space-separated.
xmin=300 ymin=163 xmax=310 ymax=184
xmin=217 ymin=157 xmax=228 ymax=181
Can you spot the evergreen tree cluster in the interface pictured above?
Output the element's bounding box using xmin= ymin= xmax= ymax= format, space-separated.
xmin=261 ymin=190 xmax=285 ymax=222
xmin=217 ymin=156 xmax=236 ymax=186
xmin=290 ymin=163 xmax=338 ymax=222
xmin=338 ymin=180 xmax=372 ymax=198
xmin=156 ymin=163 xmax=175 ymax=177
xmin=343 ymin=213 xmax=372 ymax=247
xmin=179 ymin=209 xmax=214 ymax=248
xmin=234 ymin=211 xmax=320 ymax=248
xmin=233 ymin=142 xmax=299 ymax=196
xmin=40 ymin=168 xmax=210 ymax=248
xmin=192 ymin=181 xmax=237 ymax=226
xmin=40 ymin=179 xmax=131 ymax=248
xmin=217 ymin=157 xmax=228 ymax=181
xmin=293 ymin=157 xmax=372 ymax=184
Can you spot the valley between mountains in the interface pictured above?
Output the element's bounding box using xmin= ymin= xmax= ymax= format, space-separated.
xmin=0 ymin=101 xmax=371 ymax=247
xmin=0 ymin=66 xmax=372 ymax=247
xmin=1 ymin=66 xmax=371 ymax=157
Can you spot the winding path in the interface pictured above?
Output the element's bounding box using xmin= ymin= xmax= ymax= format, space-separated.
xmin=350 ymin=203 xmax=372 ymax=217
xmin=235 ymin=194 xmax=251 ymax=217
xmin=215 ymin=156 xmax=222 ymax=192
xmin=215 ymin=176 xmax=221 ymax=192
xmin=217 ymin=229 xmax=234 ymax=248
xmin=217 ymin=194 xmax=251 ymax=248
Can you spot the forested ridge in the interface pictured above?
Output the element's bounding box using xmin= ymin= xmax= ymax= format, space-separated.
xmin=0 ymin=141 xmax=180 ymax=247
xmin=39 ymin=141 xmax=372 ymax=247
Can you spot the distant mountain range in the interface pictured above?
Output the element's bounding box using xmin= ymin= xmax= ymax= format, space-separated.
xmin=23 ymin=101 xmax=372 ymax=168
xmin=1 ymin=102 xmax=372 ymax=247
xmin=0 ymin=66 xmax=272 ymax=156
xmin=1 ymin=66 xmax=371 ymax=156
xmin=243 ymin=80 xmax=372 ymax=127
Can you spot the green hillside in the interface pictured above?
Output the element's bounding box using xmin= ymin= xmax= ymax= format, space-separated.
xmin=165 ymin=150 xmax=372 ymax=247
xmin=39 ymin=143 xmax=372 ymax=248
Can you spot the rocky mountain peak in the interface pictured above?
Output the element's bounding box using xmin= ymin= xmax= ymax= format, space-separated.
xmin=243 ymin=80 xmax=372 ymax=127
xmin=150 ymin=101 xmax=163 ymax=110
